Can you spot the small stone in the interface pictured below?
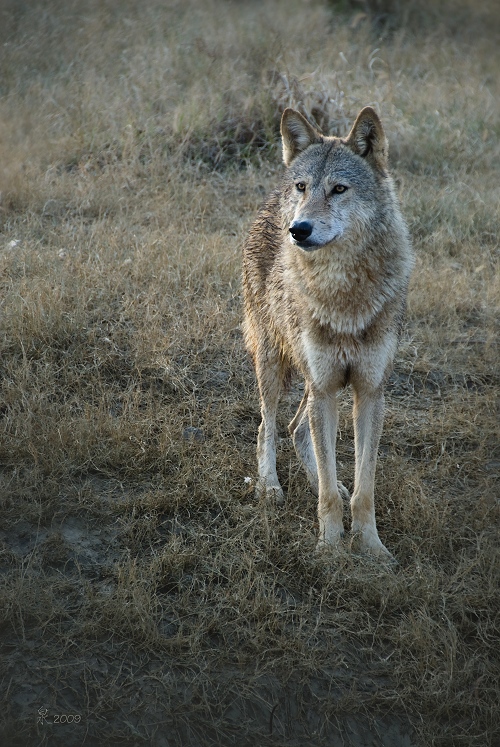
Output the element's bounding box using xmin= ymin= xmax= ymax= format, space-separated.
xmin=182 ymin=426 xmax=204 ymax=443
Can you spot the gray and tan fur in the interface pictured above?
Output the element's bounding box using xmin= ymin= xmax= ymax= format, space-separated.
xmin=243 ymin=106 xmax=414 ymax=558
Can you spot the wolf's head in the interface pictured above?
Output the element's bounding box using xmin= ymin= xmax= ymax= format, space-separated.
xmin=280 ymin=107 xmax=391 ymax=251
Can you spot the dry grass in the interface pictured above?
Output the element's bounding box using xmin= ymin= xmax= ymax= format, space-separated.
xmin=0 ymin=1 xmax=499 ymax=745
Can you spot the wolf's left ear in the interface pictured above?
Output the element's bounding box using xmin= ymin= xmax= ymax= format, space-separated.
xmin=281 ymin=108 xmax=322 ymax=166
xmin=345 ymin=107 xmax=388 ymax=171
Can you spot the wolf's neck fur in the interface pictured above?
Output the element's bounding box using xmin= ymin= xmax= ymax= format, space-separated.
xmin=284 ymin=231 xmax=407 ymax=335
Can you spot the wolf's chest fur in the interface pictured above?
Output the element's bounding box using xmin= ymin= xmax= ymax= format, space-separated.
xmin=282 ymin=239 xmax=395 ymax=336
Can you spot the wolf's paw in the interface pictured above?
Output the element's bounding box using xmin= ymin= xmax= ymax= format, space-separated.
xmin=350 ymin=525 xmax=395 ymax=563
xmin=306 ymin=470 xmax=319 ymax=497
xmin=255 ymin=478 xmax=284 ymax=505
xmin=366 ymin=540 xmax=395 ymax=563
xmin=316 ymin=521 xmax=345 ymax=553
xmin=315 ymin=537 xmax=344 ymax=556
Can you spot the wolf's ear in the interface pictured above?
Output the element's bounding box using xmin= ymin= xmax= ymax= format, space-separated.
xmin=280 ymin=108 xmax=322 ymax=166
xmin=345 ymin=107 xmax=388 ymax=171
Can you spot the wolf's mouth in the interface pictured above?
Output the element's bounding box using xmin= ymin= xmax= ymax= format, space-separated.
xmin=291 ymin=238 xmax=322 ymax=251
xmin=290 ymin=235 xmax=340 ymax=251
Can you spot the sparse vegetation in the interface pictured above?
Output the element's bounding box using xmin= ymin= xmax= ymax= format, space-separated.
xmin=0 ymin=1 xmax=499 ymax=745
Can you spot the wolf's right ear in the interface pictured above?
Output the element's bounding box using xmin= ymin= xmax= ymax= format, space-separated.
xmin=280 ymin=109 xmax=322 ymax=166
xmin=345 ymin=107 xmax=388 ymax=171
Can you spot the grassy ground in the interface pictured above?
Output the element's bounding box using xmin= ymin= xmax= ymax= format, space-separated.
xmin=0 ymin=1 xmax=499 ymax=745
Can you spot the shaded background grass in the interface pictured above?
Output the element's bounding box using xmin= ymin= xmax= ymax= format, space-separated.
xmin=0 ymin=1 xmax=499 ymax=745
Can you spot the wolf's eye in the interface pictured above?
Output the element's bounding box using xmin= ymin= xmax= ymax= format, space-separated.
xmin=296 ymin=182 xmax=306 ymax=192
xmin=333 ymin=184 xmax=348 ymax=194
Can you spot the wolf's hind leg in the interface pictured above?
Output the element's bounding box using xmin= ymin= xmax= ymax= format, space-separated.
xmin=289 ymin=389 xmax=318 ymax=496
xmin=255 ymin=346 xmax=286 ymax=503
xmin=350 ymin=384 xmax=392 ymax=559
xmin=290 ymin=389 xmax=349 ymax=500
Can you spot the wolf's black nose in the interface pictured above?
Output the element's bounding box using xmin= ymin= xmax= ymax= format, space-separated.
xmin=289 ymin=221 xmax=313 ymax=242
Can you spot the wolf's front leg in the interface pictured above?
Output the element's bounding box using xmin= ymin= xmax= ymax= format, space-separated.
xmin=351 ymin=384 xmax=392 ymax=558
xmin=255 ymin=349 xmax=284 ymax=503
xmin=307 ymin=388 xmax=344 ymax=548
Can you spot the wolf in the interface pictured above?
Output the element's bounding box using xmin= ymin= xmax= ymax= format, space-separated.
xmin=243 ymin=105 xmax=414 ymax=558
